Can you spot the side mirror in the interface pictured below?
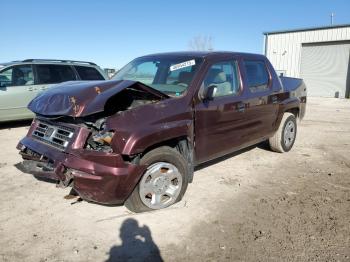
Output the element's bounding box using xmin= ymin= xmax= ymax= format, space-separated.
xmin=199 ymin=83 xmax=217 ymax=101
xmin=206 ymin=84 xmax=217 ymax=100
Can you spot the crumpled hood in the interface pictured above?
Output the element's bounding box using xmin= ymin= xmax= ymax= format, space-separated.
xmin=28 ymin=80 xmax=168 ymax=117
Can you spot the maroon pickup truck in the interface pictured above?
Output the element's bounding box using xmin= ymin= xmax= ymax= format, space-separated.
xmin=17 ymin=51 xmax=306 ymax=212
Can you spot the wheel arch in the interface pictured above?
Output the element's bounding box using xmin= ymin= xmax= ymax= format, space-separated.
xmin=286 ymin=107 xmax=300 ymax=118
xmin=142 ymin=136 xmax=194 ymax=183
xmin=123 ymin=135 xmax=195 ymax=183
xmin=273 ymin=97 xmax=301 ymax=132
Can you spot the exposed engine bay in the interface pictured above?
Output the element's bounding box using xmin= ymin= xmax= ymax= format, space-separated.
xmin=83 ymin=88 xmax=162 ymax=152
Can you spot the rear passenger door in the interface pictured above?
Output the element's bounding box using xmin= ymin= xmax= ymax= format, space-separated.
xmin=34 ymin=64 xmax=77 ymax=92
xmin=242 ymin=60 xmax=279 ymax=138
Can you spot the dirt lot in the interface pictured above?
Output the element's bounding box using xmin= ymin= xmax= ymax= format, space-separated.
xmin=0 ymin=97 xmax=349 ymax=262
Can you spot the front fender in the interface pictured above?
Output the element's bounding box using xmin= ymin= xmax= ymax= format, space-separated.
xmin=121 ymin=119 xmax=193 ymax=155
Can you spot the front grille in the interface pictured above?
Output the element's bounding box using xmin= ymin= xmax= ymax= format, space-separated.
xmin=32 ymin=121 xmax=75 ymax=150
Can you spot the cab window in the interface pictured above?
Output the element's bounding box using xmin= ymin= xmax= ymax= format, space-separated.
xmin=243 ymin=60 xmax=270 ymax=93
xmin=203 ymin=61 xmax=240 ymax=97
xmin=0 ymin=65 xmax=34 ymax=87
xmin=113 ymin=57 xmax=203 ymax=96
xmin=166 ymin=64 xmax=192 ymax=86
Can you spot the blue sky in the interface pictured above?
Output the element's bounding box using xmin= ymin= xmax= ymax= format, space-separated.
xmin=1 ymin=0 xmax=349 ymax=68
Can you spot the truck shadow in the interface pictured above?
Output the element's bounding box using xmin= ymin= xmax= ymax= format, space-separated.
xmin=0 ymin=119 xmax=32 ymax=130
xmin=105 ymin=218 xmax=163 ymax=262
xmin=14 ymin=161 xmax=57 ymax=184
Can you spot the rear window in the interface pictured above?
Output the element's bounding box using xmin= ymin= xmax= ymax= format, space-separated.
xmin=75 ymin=66 xmax=104 ymax=80
xmin=243 ymin=60 xmax=270 ymax=92
xmin=36 ymin=65 xmax=76 ymax=84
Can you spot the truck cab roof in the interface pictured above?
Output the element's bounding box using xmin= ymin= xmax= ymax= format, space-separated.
xmin=139 ymin=51 xmax=267 ymax=60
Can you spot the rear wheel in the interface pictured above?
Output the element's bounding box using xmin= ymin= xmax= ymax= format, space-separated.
xmin=125 ymin=146 xmax=189 ymax=213
xmin=269 ymin=113 xmax=297 ymax=153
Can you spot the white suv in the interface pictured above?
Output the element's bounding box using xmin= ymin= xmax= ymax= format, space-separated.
xmin=0 ymin=59 xmax=108 ymax=122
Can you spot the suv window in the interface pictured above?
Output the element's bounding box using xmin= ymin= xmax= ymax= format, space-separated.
xmin=117 ymin=61 xmax=157 ymax=85
xmin=36 ymin=65 xmax=76 ymax=84
xmin=243 ymin=60 xmax=269 ymax=92
xmin=203 ymin=61 xmax=240 ymax=97
xmin=0 ymin=65 xmax=34 ymax=87
xmin=75 ymin=66 xmax=104 ymax=80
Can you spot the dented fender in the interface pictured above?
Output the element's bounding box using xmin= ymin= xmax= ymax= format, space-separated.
xmin=105 ymin=97 xmax=194 ymax=155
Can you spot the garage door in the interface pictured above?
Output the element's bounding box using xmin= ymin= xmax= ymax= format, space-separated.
xmin=300 ymin=41 xmax=350 ymax=98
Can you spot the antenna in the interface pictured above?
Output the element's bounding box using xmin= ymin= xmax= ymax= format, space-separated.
xmin=330 ymin=12 xmax=335 ymax=25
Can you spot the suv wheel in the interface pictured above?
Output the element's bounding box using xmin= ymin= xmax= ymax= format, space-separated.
xmin=269 ymin=112 xmax=297 ymax=153
xmin=125 ymin=146 xmax=189 ymax=213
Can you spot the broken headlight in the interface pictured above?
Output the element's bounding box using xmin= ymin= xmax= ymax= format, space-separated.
xmin=86 ymin=130 xmax=115 ymax=152
xmin=92 ymin=131 xmax=114 ymax=145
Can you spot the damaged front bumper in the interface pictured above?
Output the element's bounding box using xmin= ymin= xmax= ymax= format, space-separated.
xmin=17 ymin=136 xmax=146 ymax=205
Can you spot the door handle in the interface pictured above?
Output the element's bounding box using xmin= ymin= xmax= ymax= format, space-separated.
xmin=28 ymin=87 xmax=34 ymax=91
xmin=237 ymin=102 xmax=246 ymax=112
xmin=271 ymin=96 xmax=278 ymax=104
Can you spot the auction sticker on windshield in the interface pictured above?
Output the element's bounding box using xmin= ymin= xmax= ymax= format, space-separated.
xmin=170 ymin=60 xmax=195 ymax=71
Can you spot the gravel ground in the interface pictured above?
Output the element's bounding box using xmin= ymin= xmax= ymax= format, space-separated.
xmin=0 ymin=97 xmax=349 ymax=262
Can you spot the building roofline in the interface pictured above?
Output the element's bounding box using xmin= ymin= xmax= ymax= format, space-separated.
xmin=263 ymin=23 xmax=350 ymax=35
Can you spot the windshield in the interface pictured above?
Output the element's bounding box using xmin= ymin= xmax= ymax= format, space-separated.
xmin=112 ymin=57 xmax=203 ymax=96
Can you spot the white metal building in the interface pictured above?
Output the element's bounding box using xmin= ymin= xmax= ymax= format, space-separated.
xmin=264 ymin=24 xmax=350 ymax=98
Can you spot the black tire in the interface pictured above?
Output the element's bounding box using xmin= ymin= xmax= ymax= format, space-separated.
xmin=125 ymin=146 xmax=189 ymax=213
xmin=269 ymin=113 xmax=297 ymax=153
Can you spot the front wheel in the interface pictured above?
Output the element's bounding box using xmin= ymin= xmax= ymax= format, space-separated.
xmin=125 ymin=146 xmax=189 ymax=213
xmin=269 ymin=113 xmax=297 ymax=153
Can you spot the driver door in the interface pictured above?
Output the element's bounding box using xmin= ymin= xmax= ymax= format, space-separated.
xmin=194 ymin=59 xmax=252 ymax=164
xmin=0 ymin=64 xmax=38 ymax=121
